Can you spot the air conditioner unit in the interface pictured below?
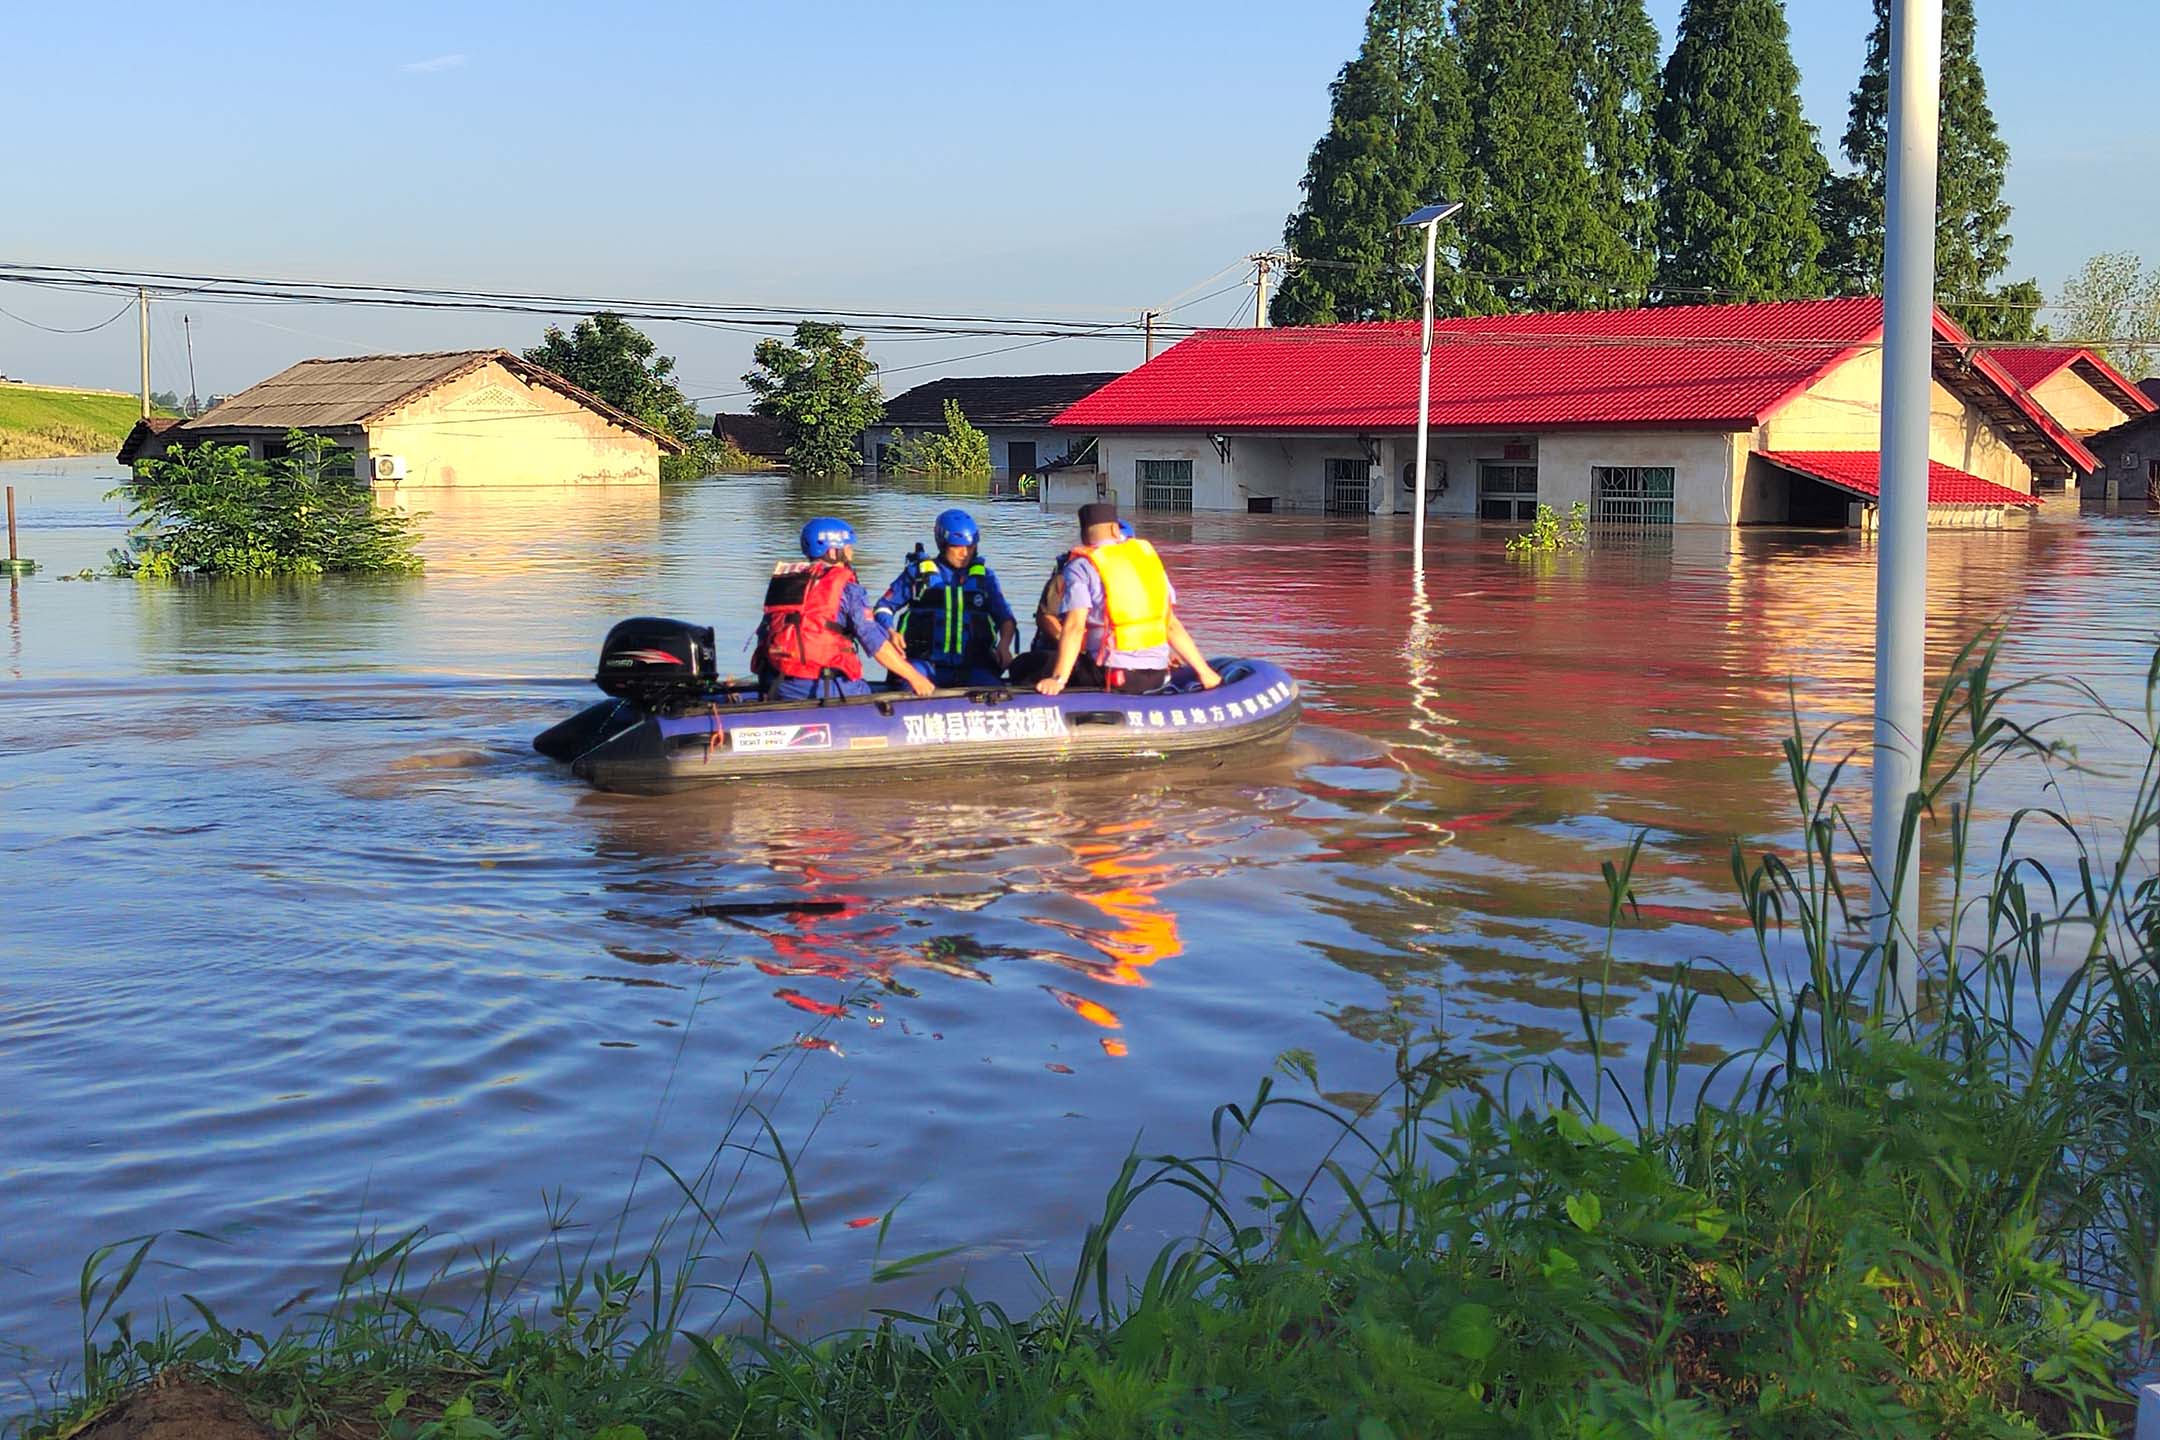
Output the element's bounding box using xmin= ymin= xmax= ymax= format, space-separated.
xmin=371 ymin=454 xmax=407 ymax=482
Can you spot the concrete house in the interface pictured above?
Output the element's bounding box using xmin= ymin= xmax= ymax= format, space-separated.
xmin=1979 ymin=346 xmax=2157 ymax=501
xmin=2083 ymin=376 xmax=2160 ymax=506
xmin=1046 ymin=297 xmax=2098 ymax=528
xmin=863 ymin=373 xmax=1122 ymax=483
xmin=118 ymin=350 xmax=682 ymax=488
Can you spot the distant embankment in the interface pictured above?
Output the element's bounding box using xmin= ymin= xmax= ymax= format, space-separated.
xmin=0 ymin=386 xmax=153 ymax=461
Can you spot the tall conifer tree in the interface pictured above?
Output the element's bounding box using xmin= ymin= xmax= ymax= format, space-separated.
xmin=1651 ymin=0 xmax=1828 ymax=301
xmin=1453 ymin=0 xmax=1631 ymax=312
xmin=1564 ymin=0 xmax=1663 ymax=303
xmin=1819 ymin=0 xmax=2035 ymax=337
xmin=1273 ymin=0 xmax=1452 ymax=324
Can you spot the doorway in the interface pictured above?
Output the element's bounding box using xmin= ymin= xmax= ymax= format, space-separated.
xmin=1007 ymin=440 xmax=1037 ymax=479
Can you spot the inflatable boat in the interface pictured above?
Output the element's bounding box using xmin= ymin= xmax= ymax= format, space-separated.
xmin=534 ymin=617 xmax=1301 ymax=794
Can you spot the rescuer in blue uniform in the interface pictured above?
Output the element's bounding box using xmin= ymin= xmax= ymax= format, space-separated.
xmin=872 ymin=508 xmax=1017 ymax=688
xmin=756 ymin=518 xmax=935 ymax=701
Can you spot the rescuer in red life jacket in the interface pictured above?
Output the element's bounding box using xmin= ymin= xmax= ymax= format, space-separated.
xmin=755 ymin=517 xmax=935 ymax=701
xmin=1033 ymin=502 xmax=1222 ymax=697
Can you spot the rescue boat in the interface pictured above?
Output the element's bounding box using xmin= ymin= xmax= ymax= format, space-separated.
xmin=533 ymin=617 xmax=1301 ymax=794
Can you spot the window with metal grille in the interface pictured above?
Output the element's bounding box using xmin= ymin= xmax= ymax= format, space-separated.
xmin=1592 ymin=465 xmax=1676 ymax=525
xmin=1137 ymin=458 xmax=1193 ymax=512
xmin=1324 ymin=458 xmax=1370 ymax=515
xmin=1478 ymin=462 xmax=1539 ymax=521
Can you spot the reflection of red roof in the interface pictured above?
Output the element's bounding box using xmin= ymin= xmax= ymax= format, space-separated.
xmin=1980 ymin=345 xmax=2155 ymax=417
xmin=1057 ymin=296 xmax=1891 ymax=432
xmin=1757 ymin=450 xmax=2042 ymax=507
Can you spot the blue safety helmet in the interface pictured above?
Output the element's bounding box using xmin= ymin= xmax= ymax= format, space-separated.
xmin=799 ymin=517 xmax=856 ymax=560
xmin=933 ymin=507 xmax=980 ymax=550
xmin=1117 ymin=519 xmax=1136 ymax=539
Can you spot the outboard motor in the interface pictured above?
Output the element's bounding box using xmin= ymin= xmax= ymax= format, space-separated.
xmin=595 ymin=617 xmax=718 ymax=706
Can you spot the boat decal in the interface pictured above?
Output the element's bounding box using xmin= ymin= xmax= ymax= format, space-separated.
xmin=1147 ymin=710 xmax=1165 ymax=728
xmin=849 ymin=736 xmax=889 ymax=750
xmin=1171 ymin=711 xmax=1188 ymax=727
xmin=901 ymin=705 xmax=1068 ymax=745
xmin=732 ymin=722 xmax=833 ymax=752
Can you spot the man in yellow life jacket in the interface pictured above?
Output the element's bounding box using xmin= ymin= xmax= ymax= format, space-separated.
xmin=1034 ymin=502 xmax=1222 ymax=696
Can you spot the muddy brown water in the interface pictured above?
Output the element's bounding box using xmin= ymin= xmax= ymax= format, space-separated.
xmin=2 ymin=457 xmax=2156 ymax=1390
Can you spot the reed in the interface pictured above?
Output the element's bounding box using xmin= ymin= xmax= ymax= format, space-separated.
xmin=19 ymin=637 xmax=2158 ymax=1438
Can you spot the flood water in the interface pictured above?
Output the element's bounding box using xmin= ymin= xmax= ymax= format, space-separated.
xmin=3 ymin=456 xmax=2157 ymax=1391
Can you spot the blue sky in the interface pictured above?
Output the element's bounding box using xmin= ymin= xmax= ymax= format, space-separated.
xmin=2 ymin=1 xmax=2152 ymax=401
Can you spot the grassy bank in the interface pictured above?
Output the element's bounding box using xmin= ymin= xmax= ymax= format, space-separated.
xmin=21 ymin=641 xmax=2160 ymax=1438
xmin=0 ymin=388 xmax=153 ymax=461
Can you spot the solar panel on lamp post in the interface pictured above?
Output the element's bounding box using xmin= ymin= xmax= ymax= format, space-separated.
xmin=1399 ymin=202 xmax=1463 ymax=571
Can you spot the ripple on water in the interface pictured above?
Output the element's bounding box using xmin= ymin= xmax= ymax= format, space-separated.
xmin=4 ymin=461 xmax=2159 ymax=1381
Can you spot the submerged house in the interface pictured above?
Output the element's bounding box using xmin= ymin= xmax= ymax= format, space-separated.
xmin=117 ymin=351 xmax=681 ymax=488
xmin=863 ymin=372 xmax=1122 ymax=481
xmin=1046 ymin=297 xmax=2098 ymax=528
xmin=1978 ymin=346 xmax=2156 ymax=503
xmin=709 ymin=411 xmax=788 ymax=466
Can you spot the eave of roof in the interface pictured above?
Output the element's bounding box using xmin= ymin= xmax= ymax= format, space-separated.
xmin=1756 ymin=450 xmax=2043 ymax=507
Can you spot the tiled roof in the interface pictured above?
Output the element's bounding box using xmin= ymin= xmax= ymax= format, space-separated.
xmin=115 ymin=415 xmax=184 ymax=465
xmin=710 ymin=411 xmax=787 ymax=459
xmin=881 ymin=372 xmax=1125 ymax=427
xmin=176 ymin=351 xmax=683 ymax=452
xmin=1054 ymin=297 xmax=1893 ymax=432
xmin=1980 ymin=345 xmax=2155 ymax=417
xmin=1756 ymin=450 xmax=2042 ymax=507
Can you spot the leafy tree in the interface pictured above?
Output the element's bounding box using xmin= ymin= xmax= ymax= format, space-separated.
xmin=150 ymin=389 xmax=183 ymax=412
xmin=743 ymin=323 xmax=883 ymax=476
xmin=523 ymin=312 xmax=716 ymax=482
xmin=1272 ymin=0 xmax=1457 ymax=324
xmin=887 ymin=399 xmax=991 ymax=478
xmin=1650 ymin=0 xmax=1829 ymax=301
xmin=1454 ymin=0 xmax=1635 ymax=312
xmin=112 ymin=432 xmax=423 ymax=577
xmin=2056 ymin=252 xmax=2160 ymax=378
xmin=1820 ymin=0 xmax=2034 ymax=337
xmin=1564 ymin=0 xmax=1662 ymax=304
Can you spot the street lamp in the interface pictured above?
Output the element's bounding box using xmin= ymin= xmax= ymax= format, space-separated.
xmin=1399 ymin=201 xmax=1464 ymax=566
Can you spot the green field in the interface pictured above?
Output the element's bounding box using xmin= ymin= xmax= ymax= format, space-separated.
xmin=0 ymin=386 xmax=157 ymax=460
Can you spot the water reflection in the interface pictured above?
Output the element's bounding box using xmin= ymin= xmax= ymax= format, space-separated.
xmin=3 ymin=457 xmax=2158 ymax=1379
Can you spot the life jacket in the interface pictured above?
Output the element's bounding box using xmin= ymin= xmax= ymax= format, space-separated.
xmin=756 ymin=560 xmax=863 ymax=682
xmin=1073 ymin=538 xmax=1171 ymax=658
xmin=899 ymin=556 xmax=997 ymax=667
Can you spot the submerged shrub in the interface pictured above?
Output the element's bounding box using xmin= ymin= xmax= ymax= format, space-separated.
xmin=1505 ymin=500 xmax=1590 ymax=554
xmin=112 ymin=432 xmax=423 ymax=578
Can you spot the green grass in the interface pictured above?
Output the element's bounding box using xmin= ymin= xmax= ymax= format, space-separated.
xmin=0 ymin=387 xmax=159 ymax=461
xmin=16 ymin=635 xmax=2159 ymax=1438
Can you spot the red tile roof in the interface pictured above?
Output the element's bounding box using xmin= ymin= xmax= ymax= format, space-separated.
xmin=1979 ymin=345 xmax=2155 ymax=417
xmin=1756 ymin=450 xmax=2042 ymax=507
xmin=1057 ymin=296 xmax=1890 ymax=433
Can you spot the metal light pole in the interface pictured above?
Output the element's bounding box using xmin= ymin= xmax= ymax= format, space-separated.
xmin=1871 ymin=0 xmax=1942 ymax=1021
xmin=1400 ymin=202 xmax=1463 ymax=568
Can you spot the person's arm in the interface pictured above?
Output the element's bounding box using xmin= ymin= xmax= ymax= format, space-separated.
xmin=1035 ymin=611 xmax=1089 ymax=696
xmin=872 ymin=570 xmax=910 ymax=656
xmin=876 ymin=638 xmax=936 ymax=697
xmin=995 ymin=618 xmax=1017 ymax=668
xmin=1166 ymin=612 xmax=1221 ymax=689
xmin=986 ymin=573 xmax=1017 ymax=668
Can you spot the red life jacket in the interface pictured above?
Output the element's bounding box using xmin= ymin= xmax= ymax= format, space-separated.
xmin=757 ymin=561 xmax=863 ymax=682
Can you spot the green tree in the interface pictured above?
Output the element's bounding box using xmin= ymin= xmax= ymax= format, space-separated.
xmin=2056 ymin=252 xmax=2160 ymax=378
xmin=1272 ymin=0 xmax=1457 ymax=325
xmin=1650 ymin=0 xmax=1828 ymax=301
xmin=523 ymin=312 xmax=716 ymax=481
xmin=887 ymin=399 xmax=992 ymax=478
xmin=743 ymin=323 xmax=883 ymax=476
xmin=1820 ymin=0 xmax=2034 ymax=337
xmin=1564 ymin=0 xmax=1662 ymax=303
xmin=1454 ymin=0 xmax=1635 ymax=311
xmin=113 ymin=432 xmax=423 ymax=577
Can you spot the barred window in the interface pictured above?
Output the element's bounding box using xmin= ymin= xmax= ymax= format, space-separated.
xmin=1137 ymin=458 xmax=1193 ymax=512
xmin=1592 ymin=465 xmax=1676 ymax=526
xmin=1324 ymin=457 xmax=1370 ymax=515
xmin=1478 ymin=462 xmax=1539 ymax=521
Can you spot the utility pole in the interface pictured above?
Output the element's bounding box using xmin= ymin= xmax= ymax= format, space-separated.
xmin=1143 ymin=310 xmax=1159 ymax=362
xmin=137 ymin=288 xmax=150 ymax=419
xmin=183 ymin=313 xmax=198 ymax=416
xmin=1248 ymin=253 xmax=1281 ymax=328
xmin=1870 ymin=0 xmax=1942 ymax=1023
xmin=1398 ymin=203 xmax=1463 ymax=572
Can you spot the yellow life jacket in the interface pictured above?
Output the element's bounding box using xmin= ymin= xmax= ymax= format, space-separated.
xmin=1077 ymin=538 xmax=1170 ymax=656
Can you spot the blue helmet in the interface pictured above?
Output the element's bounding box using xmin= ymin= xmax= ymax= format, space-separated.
xmin=1117 ymin=519 xmax=1136 ymax=539
xmin=933 ymin=507 xmax=980 ymax=550
xmin=800 ymin=517 xmax=856 ymax=560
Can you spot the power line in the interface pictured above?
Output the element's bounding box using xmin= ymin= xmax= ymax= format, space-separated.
xmin=0 ymin=294 xmax=139 ymax=334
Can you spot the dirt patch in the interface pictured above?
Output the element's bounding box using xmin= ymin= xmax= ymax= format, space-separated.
xmin=66 ymin=1379 xmax=274 ymax=1440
